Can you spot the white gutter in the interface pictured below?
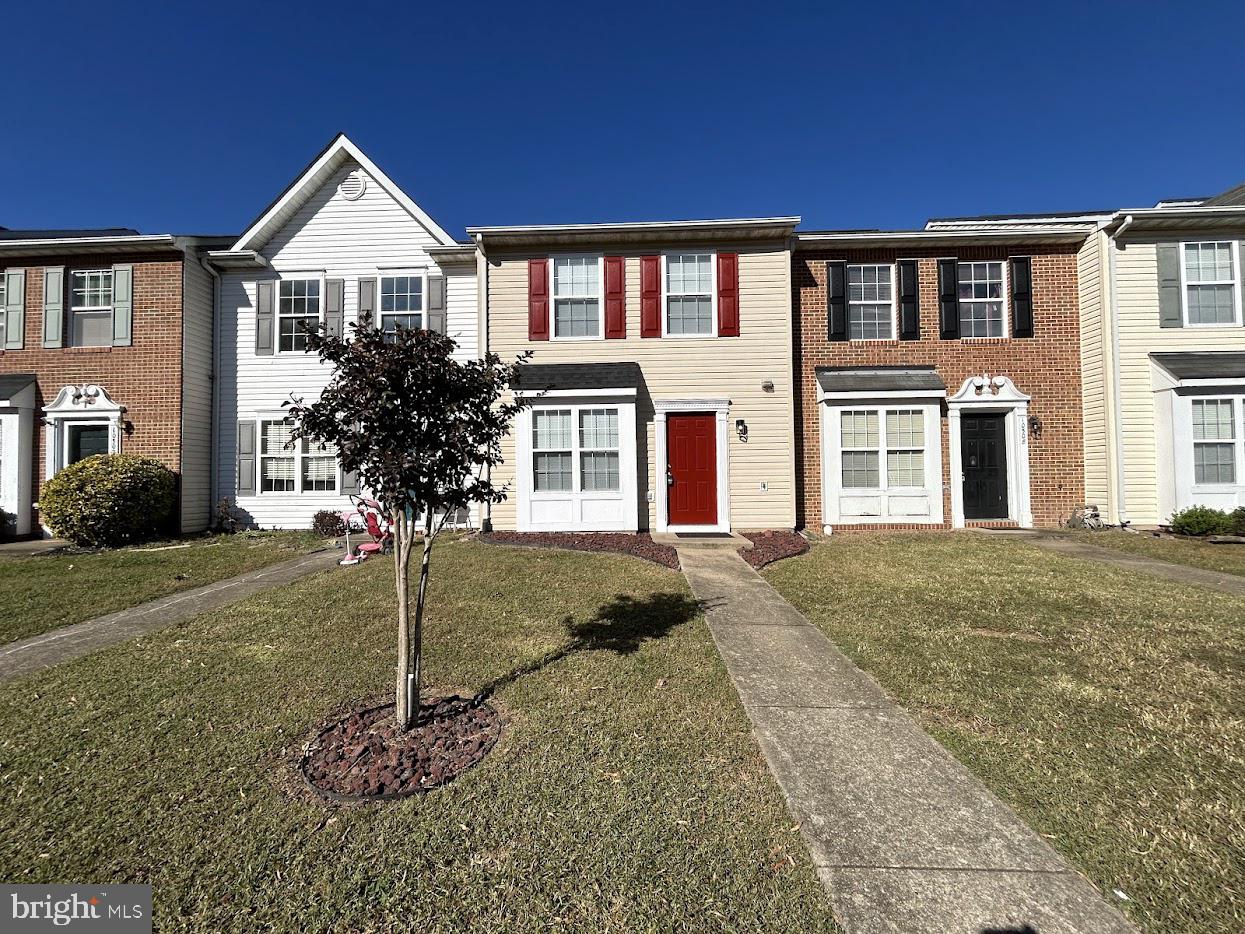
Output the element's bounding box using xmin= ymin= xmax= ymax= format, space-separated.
xmin=467 ymin=216 xmax=800 ymax=236
xmin=1106 ymin=214 xmax=1134 ymax=526
xmin=200 ymin=255 xmax=223 ymax=523
xmin=799 ymin=226 xmax=1093 ymax=244
xmin=0 ymin=235 xmax=175 ymax=249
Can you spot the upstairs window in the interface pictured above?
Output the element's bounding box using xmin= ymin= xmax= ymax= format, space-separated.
xmin=552 ymin=257 xmax=601 ymax=338
xmin=848 ymin=264 xmax=894 ymax=340
xmin=1192 ymin=398 xmax=1237 ymax=485
xmin=957 ymin=262 xmax=1006 ymax=338
xmin=1182 ymin=242 xmax=1240 ymax=326
xmin=665 ymin=253 xmax=714 ymax=336
xmin=380 ymin=275 xmax=423 ymax=336
xmin=278 ymin=279 xmax=320 ymax=352
xmin=70 ymin=270 xmax=114 ymax=347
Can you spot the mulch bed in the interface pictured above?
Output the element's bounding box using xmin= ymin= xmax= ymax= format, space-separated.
xmin=301 ymin=696 xmax=501 ymax=802
xmin=479 ymin=531 xmax=679 ymax=570
xmin=739 ymin=530 xmax=809 ymax=569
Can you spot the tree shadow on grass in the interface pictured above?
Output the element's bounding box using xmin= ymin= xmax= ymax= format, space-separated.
xmin=474 ymin=592 xmax=706 ymax=701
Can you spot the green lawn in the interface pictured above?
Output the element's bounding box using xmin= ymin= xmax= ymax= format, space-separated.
xmin=0 ymin=531 xmax=325 ymax=644
xmin=765 ymin=534 xmax=1244 ymax=934
xmin=0 ymin=540 xmax=838 ymax=933
xmin=1063 ymin=529 xmax=1245 ymax=579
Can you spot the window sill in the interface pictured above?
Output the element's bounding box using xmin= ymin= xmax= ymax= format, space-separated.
xmin=848 ymin=338 xmax=900 ymax=344
xmin=955 ymin=337 xmax=1010 ymax=344
xmin=64 ymin=345 xmax=114 ymax=354
xmin=661 ymin=332 xmax=719 ymax=340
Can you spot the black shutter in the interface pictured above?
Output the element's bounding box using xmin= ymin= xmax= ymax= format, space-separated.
xmin=898 ymin=259 xmax=920 ymax=340
xmin=938 ymin=258 xmax=959 ymax=340
xmin=1010 ymin=257 xmax=1033 ymax=338
xmin=827 ymin=261 xmax=847 ymax=341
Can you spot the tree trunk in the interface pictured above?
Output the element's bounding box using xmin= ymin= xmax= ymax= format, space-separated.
xmin=409 ymin=509 xmax=436 ymax=729
xmin=394 ymin=509 xmax=417 ymax=731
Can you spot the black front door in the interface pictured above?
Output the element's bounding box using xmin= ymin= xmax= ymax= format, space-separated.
xmin=961 ymin=414 xmax=1008 ymax=520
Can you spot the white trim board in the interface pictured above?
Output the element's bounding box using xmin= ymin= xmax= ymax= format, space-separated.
xmin=653 ymin=398 xmax=732 ymax=534
xmin=946 ymin=375 xmax=1034 ymax=528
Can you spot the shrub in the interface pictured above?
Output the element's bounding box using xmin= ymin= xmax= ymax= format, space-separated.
xmin=1168 ymin=505 xmax=1233 ymax=537
xmin=40 ymin=454 xmax=176 ymax=547
xmin=312 ymin=509 xmax=346 ymax=537
xmin=1230 ymin=507 xmax=1245 ymax=537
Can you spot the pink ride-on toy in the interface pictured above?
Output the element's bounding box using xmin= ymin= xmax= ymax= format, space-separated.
xmin=339 ymin=495 xmax=393 ymax=566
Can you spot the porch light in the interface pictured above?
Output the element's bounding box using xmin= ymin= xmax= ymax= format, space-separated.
xmin=761 ymin=380 xmax=775 ymax=393
xmin=1028 ymin=414 xmax=1042 ymax=439
xmin=736 ymin=419 xmax=748 ymax=442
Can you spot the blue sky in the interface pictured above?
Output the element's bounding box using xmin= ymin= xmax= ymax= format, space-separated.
xmin=3 ymin=1 xmax=1244 ymax=238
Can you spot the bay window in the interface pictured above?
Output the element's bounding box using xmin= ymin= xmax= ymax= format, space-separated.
xmin=552 ymin=257 xmax=601 ymax=339
xmin=278 ymin=279 xmax=321 ymax=352
xmin=70 ymin=270 xmax=114 ymax=347
xmin=840 ymin=408 xmax=927 ymax=490
xmin=532 ymin=410 xmax=573 ymax=491
xmin=848 ymin=264 xmax=895 ymax=340
xmin=957 ymin=262 xmax=1006 ymax=338
xmin=578 ymin=409 xmax=620 ymax=492
xmin=531 ymin=405 xmax=621 ymax=494
xmin=1182 ymin=242 xmax=1240 ymax=326
xmin=665 ymin=253 xmax=714 ymax=336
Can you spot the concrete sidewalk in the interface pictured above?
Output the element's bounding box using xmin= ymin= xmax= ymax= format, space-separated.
xmin=0 ymin=548 xmax=340 ymax=683
xmin=677 ymin=545 xmax=1136 ymax=934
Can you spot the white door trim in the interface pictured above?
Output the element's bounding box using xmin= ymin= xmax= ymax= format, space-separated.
xmin=947 ymin=375 xmax=1033 ymax=528
xmin=653 ymin=397 xmax=731 ymax=534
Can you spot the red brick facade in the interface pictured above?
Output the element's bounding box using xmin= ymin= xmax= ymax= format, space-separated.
xmin=793 ymin=243 xmax=1084 ymax=530
xmin=0 ymin=252 xmax=186 ymax=529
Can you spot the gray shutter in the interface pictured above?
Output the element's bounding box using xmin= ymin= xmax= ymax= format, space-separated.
xmin=358 ymin=277 xmax=376 ymax=328
xmin=111 ymin=263 xmax=133 ymax=346
xmin=3 ymin=268 xmax=25 ymax=349
xmin=42 ymin=266 xmax=64 ymax=347
xmin=255 ymin=281 xmax=275 ymax=354
xmin=427 ymin=275 xmax=446 ymax=334
xmin=341 ymin=467 xmax=360 ymax=495
xmin=236 ymin=421 xmax=256 ymax=496
xmin=1156 ymin=242 xmax=1182 ymax=328
xmin=325 ymin=278 xmax=344 ymax=338
xmin=938 ymin=258 xmax=960 ymax=340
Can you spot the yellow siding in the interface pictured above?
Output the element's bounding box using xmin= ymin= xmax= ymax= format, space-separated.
xmin=1113 ymin=232 xmax=1245 ymax=525
xmin=1077 ymin=230 xmax=1111 ymax=509
xmin=488 ymin=245 xmax=795 ymax=531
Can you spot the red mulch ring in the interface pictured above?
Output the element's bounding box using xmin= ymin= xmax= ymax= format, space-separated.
xmin=301 ymin=696 xmax=501 ymax=802
xmin=479 ymin=531 xmax=679 ymax=570
xmin=739 ymin=530 xmax=810 ymax=569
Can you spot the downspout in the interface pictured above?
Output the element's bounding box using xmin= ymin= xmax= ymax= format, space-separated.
xmin=476 ymin=232 xmax=493 ymax=533
xmin=1106 ymin=214 xmax=1133 ymax=526
xmin=201 ymin=255 xmax=222 ymax=526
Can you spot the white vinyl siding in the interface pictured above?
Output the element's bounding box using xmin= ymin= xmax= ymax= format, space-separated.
xmin=70 ymin=270 xmax=113 ymax=347
xmin=957 ymin=261 xmax=1006 ymax=338
xmin=665 ymin=253 xmax=715 ymax=336
xmin=847 ymin=264 xmax=894 ymax=340
xmin=1181 ymin=241 xmax=1241 ymax=326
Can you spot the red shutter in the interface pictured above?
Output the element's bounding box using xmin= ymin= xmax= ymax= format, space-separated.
xmin=604 ymin=256 xmax=626 ymax=339
xmin=640 ymin=255 xmax=661 ymax=337
xmin=528 ymin=258 xmax=549 ymax=340
xmin=717 ymin=252 xmax=739 ymax=337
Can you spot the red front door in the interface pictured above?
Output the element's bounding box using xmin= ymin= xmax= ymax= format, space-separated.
xmin=667 ymin=414 xmax=717 ymax=526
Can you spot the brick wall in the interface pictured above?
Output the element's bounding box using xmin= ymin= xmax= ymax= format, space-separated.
xmin=0 ymin=252 xmax=186 ymax=528
xmin=793 ymin=244 xmax=1084 ymax=530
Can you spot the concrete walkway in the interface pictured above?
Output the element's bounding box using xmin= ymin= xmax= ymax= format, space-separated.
xmin=0 ymin=548 xmax=340 ymax=683
xmin=677 ymin=544 xmax=1136 ymax=934
xmin=1020 ymin=532 xmax=1245 ymax=597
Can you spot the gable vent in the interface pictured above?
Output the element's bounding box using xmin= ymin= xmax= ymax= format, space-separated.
xmin=338 ymin=170 xmax=367 ymax=201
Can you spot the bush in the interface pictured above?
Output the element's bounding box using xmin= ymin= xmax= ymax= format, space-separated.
xmin=40 ymin=454 xmax=176 ymax=547
xmin=312 ymin=509 xmax=346 ymax=537
xmin=1230 ymin=507 xmax=1245 ymax=536
xmin=1168 ymin=505 xmax=1233 ymax=537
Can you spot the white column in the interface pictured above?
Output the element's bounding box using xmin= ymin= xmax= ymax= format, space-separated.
xmin=715 ymin=408 xmax=731 ymax=532
xmin=653 ymin=411 xmax=669 ymax=533
xmin=948 ymin=406 xmax=964 ymax=528
xmin=1014 ymin=404 xmax=1034 ymax=528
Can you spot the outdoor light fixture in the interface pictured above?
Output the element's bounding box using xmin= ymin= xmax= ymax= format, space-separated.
xmin=761 ymin=379 xmax=775 ymax=393
xmin=1028 ymin=414 xmax=1042 ymax=439
xmin=736 ymin=419 xmax=748 ymax=442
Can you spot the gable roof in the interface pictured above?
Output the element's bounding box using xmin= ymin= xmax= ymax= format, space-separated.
xmin=229 ymin=133 xmax=455 ymax=253
xmin=1202 ymin=180 xmax=1245 ymax=207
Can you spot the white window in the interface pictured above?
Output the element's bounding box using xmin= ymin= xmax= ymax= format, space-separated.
xmin=0 ymin=276 xmax=5 ymax=346
xmin=380 ymin=275 xmax=423 ymax=336
xmin=957 ymin=261 xmax=1006 ymax=338
xmin=302 ymin=438 xmax=337 ymax=492
xmin=840 ymin=408 xmax=927 ymax=490
xmin=1182 ymin=242 xmax=1240 ymax=326
xmin=258 ymin=419 xmax=339 ymax=494
xmin=552 ymin=257 xmax=601 ymax=339
xmin=1192 ymin=398 xmax=1238 ymax=485
xmin=70 ymin=270 xmax=114 ymax=347
xmin=531 ymin=406 xmax=621 ymax=493
xmin=278 ymin=279 xmax=321 ymax=352
xmin=665 ymin=253 xmax=715 ymax=336
xmin=848 ymin=264 xmax=895 ymax=340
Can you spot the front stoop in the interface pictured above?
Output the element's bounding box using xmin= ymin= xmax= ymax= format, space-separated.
xmin=676 ymin=545 xmax=1137 ymax=934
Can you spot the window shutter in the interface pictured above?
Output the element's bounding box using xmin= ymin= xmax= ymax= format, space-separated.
xmin=324 ymin=278 xmax=344 ymax=338
xmin=603 ymin=256 xmax=626 ymax=339
xmin=640 ymin=255 xmax=661 ymax=337
xmin=255 ymin=281 xmax=275 ymax=354
xmin=236 ymin=420 xmax=256 ymax=496
xmin=938 ymin=258 xmax=959 ymax=340
xmin=341 ymin=467 xmax=360 ymax=495
xmin=898 ymin=260 xmax=920 ymax=340
xmin=826 ymin=261 xmax=847 ymax=341
xmin=716 ymin=252 xmax=740 ymax=337
xmin=110 ymin=263 xmax=133 ymax=346
xmin=1156 ymin=242 xmax=1182 ymax=328
xmin=358 ymin=277 xmax=376 ymax=328
xmin=1010 ymin=256 xmax=1033 ymax=338
xmin=3 ymin=268 xmax=24 ymax=349
xmin=528 ymin=259 xmax=549 ymax=340
xmin=427 ymin=275 xmax=447 ymax=335
xmin=42 ymin=266 xmax=64 ymax=348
